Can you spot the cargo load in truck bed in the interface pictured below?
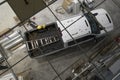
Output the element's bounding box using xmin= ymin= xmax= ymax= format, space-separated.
xmin=24 ymin=23 xmax=64 ymax=58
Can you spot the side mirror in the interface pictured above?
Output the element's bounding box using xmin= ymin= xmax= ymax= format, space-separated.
xmin=93 ymin=13 xmax=98 ymax=16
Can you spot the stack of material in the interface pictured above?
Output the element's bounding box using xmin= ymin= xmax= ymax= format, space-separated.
xmin=25 ymin=23 xmax=64 ymax=58
xmin=0 ymin=31 xmax=24 ymax=51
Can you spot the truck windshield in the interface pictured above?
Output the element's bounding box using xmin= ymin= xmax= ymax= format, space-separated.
xmin=84 ymin=13 xmax=100 ymax=34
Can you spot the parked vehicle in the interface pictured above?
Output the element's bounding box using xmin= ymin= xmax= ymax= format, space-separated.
xmin=57 ymin=8 xmax=114 ymax=47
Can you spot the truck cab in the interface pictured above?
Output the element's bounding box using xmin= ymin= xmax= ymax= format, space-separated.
xmin=57 ymin=9 xmax=114 ymax=47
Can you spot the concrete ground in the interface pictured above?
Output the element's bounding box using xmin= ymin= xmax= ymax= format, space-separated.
xmin=1 ymin=0 xmax=120 ymax=80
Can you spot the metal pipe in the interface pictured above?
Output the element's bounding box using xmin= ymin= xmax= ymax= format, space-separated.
xmin=34 ymin=41 xmax=37 ymax=49
xmin=26 ymin=41 xmax=30 ymax=51
xmin=45 ymin=38 xmax=48 ymax=44
xmin=0 ymin=31 xmax=20 ymax=44
xmin=4 ymin=38 xmax=23 ymax=49
xmin=35 ymin=40 xmax=39 ymax=47
xmin=40 ymin=39 xmax=44 ymax=46
xmin=31 ymin=41 xmax=35 ymax=49
xmin=2 ymin=35 xmax=21 ymax=47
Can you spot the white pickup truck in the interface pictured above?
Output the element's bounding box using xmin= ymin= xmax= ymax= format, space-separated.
xmin=57 ymin=8 xmax=114 ymax=47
